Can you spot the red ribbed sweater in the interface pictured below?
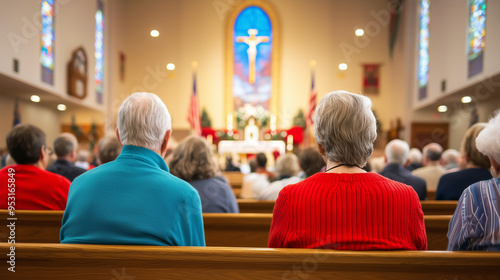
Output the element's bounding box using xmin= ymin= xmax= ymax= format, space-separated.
xmin=268 ymin=172 xmax=427 ymax=250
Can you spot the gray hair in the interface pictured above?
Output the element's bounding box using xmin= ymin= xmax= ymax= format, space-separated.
xmin=77 ymin=150 xmax=90 ymax=162
xmin=169 ymin=136 xmax=218 ymax=182
xmin=117 ymin=92 xmax=171 ymax=151
xmin=409 ymin=148 xmax=422 ymax=164
xmin=477 ymin=110 xmax=500 ymax=164
xmin=53 ymin=133 xmax=78 ymax=158
xmin=275 ymin=153 xmax=300 ymax=177
xmin=385 ymin=139 xmax=410 ymax=165
xmin=313 ymin=90 xmax=377 ymax=167
xmin=441 ymin=149 xmax=459 ymax=165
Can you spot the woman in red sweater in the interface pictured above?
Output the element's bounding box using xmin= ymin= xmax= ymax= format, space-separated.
xmin=268 ymin=91 xmax=427 ymax=250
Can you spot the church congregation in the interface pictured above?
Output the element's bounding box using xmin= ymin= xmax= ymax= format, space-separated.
xmin=1 ymin=0 xmax=500 ymax=278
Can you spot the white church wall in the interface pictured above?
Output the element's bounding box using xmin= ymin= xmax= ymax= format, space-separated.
xmin=0 ymin=95 xmax=61 ymax=147
xmin=413 ymin=0 xmax=500 ymax=109
xmin=0 ymin=0 xmax=109 ymax=113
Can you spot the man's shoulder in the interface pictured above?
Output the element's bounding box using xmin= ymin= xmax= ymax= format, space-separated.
xmin=35 ymin=168 xmax=71 ymax=187
xmin=407 ymin=172 xmax=426 ymax=183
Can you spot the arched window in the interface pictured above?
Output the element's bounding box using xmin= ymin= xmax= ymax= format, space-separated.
xmin=41 ymin=0 xmax=55 ymax=85
xmin=95 ymin=0 xmax=104 ymax=104
xmin=225 ymin=2 xmax=280 ymax=123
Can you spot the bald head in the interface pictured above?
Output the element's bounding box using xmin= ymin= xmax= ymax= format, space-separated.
xmin=423 ymin=143 xmax=443 ymax=164
xmin=385 ymin=139 xmax=410 ymax=165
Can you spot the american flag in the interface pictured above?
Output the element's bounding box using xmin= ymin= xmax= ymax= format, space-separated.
xmin=306 ymin=70 xmax=317 ymax=128
xmin=187 ymin=72 xmax=201 ymax=136
xmin=13 ymin=100 xmax=21 ymax=127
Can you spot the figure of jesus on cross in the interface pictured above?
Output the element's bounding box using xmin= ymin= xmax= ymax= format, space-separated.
xmin=236 ymin=29 xmax=269 ymax=84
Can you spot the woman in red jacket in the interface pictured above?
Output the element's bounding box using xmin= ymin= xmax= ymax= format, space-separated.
xmin=268 ymin=91 xmax=427 ymax=250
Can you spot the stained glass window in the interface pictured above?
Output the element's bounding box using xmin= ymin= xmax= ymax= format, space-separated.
xmin=418 ymin=0 xmax=430 ymax=100
xmin=233 ymin=6 xmax=272 ymax=111
xmin=41 ymin=0 xmax=55 ymax=85
xmin=467 ymin=0 xmax=486 ymax=78
xmin=95 ymin=0 xmax=104 ymax=104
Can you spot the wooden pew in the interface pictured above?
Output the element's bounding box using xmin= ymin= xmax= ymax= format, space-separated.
xmin=2 ymin=243 xmax=500 ymax=279
xmin=428 ymin=190 xmax=436 ymax=200
xmin=221 ymin=171 xmax=244 ymax=189
xmin=237 ymin=199 xmax=458 ymax=216
xmin=421 ymin=201 xmax=458 ymax=215
xmin=237 ymin=199 xmax=275 ymax=213
xmin=0 ymin=211 xmax=452 ymax=250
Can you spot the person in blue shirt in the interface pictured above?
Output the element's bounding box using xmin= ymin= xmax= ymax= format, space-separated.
xmin=60 ymin=92 xmax=205 ymax=246
xmin=448 ymin=111 xmax=500 ymax=251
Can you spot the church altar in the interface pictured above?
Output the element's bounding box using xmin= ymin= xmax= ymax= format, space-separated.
xmin=218 ymin=140 xmax=286 ymax=155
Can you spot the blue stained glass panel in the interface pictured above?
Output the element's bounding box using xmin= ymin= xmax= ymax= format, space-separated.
xmin=41 ymin=0 xmax=55 ymax=85
xmin=467 ymin=0 xmax=486 ymax=77
xmin=95 ymin=0 xmax=104 ymax=104
xmin=418 ymin=0 xmax=430 ymax=100
xmin=233 ymin=6 xmax=272 ymax=111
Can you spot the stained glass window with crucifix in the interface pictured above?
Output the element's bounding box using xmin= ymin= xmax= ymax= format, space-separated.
xmin=225 ymin=2 xmax=280 ymax=126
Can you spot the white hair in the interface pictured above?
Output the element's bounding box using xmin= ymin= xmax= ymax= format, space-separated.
xmin=385 ymin=139 xmax=410 ymax=165
xmin=314 ymin=90 xmax=377 ymax=167
xmin=117 ymin=92 xmax=171 ymax=151
xmin=275 ymin=153 xmax=300 ymax=177
xmin=476 ymin=110 xmax=500 ymax=164
xmin=408 ymin=148 xmax=422 ymax=164
xmin=441 ymin=149 xmax=459 ymax=165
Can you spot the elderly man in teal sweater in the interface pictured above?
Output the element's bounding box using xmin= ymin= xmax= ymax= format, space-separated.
xmin=60 ymin=92 xmax=205 ymax=246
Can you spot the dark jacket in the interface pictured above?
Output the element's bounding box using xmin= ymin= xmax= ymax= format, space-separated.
xmin=380 ymin=163 xmax=427 ymax=200
xmin=436 ymin=168 xmax=492 ymax=200
xmin=47 ymin=159 xmax=87 ymax=182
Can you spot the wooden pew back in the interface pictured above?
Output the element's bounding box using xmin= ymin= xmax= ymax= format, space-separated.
xmin=0 ymin=211 xmax=451 ymax=250
xmin=2 ymin=243 xmax=500 ymax=279
xmin=221 ymin=171 xmax=244 ymax=189
xmin=237 ymin=200 xmax=458 ymax=215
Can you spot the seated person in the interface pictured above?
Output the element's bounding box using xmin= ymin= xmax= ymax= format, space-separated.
xmin=60 ymin=92 xmax=205 ymax=246
xmin=380 ymin=139 xmax=427 ymax=200
xmin=0 ymin=124 xmax=70 ymax=210
xmin=74 ymin=150 xmax=91 ymax=170
xmin=406 ymin=148 xmax=423 ymax=171
xmin=97 ymin=136 xmax=122 ymax=164
xmin=441 ymin=149 xmax=460 ymax=172
xmin=240 ymin=159 xmax=269 ymax=199
xmin=299 ymin=147 xmax=326 ymax=178
xmin=255 ymin=153 xmax=277 ymax=181
xmin=258 ymin=148 xmax=325 ymax=200
xmin=170 ymin=136 xmax=239 ymax=213
xmin=46 ymin=133 xmax=87 ymax=181
xmin=241 ymin=153 xmax=276 ymax=199
xmin=448 ymin=111 xmax=500 ymax=251
xmin=224 ymin=155 xmax=241 ymax=172
xmin=436 ymin=123 xmax=492 ymax=200
xmin=412 ymin=143 xmax=446 ymax=192
xmin=257 ymin=153 xmax=301 ymax=200
xmin=268 ymin=91 xmax=426 ymax=250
